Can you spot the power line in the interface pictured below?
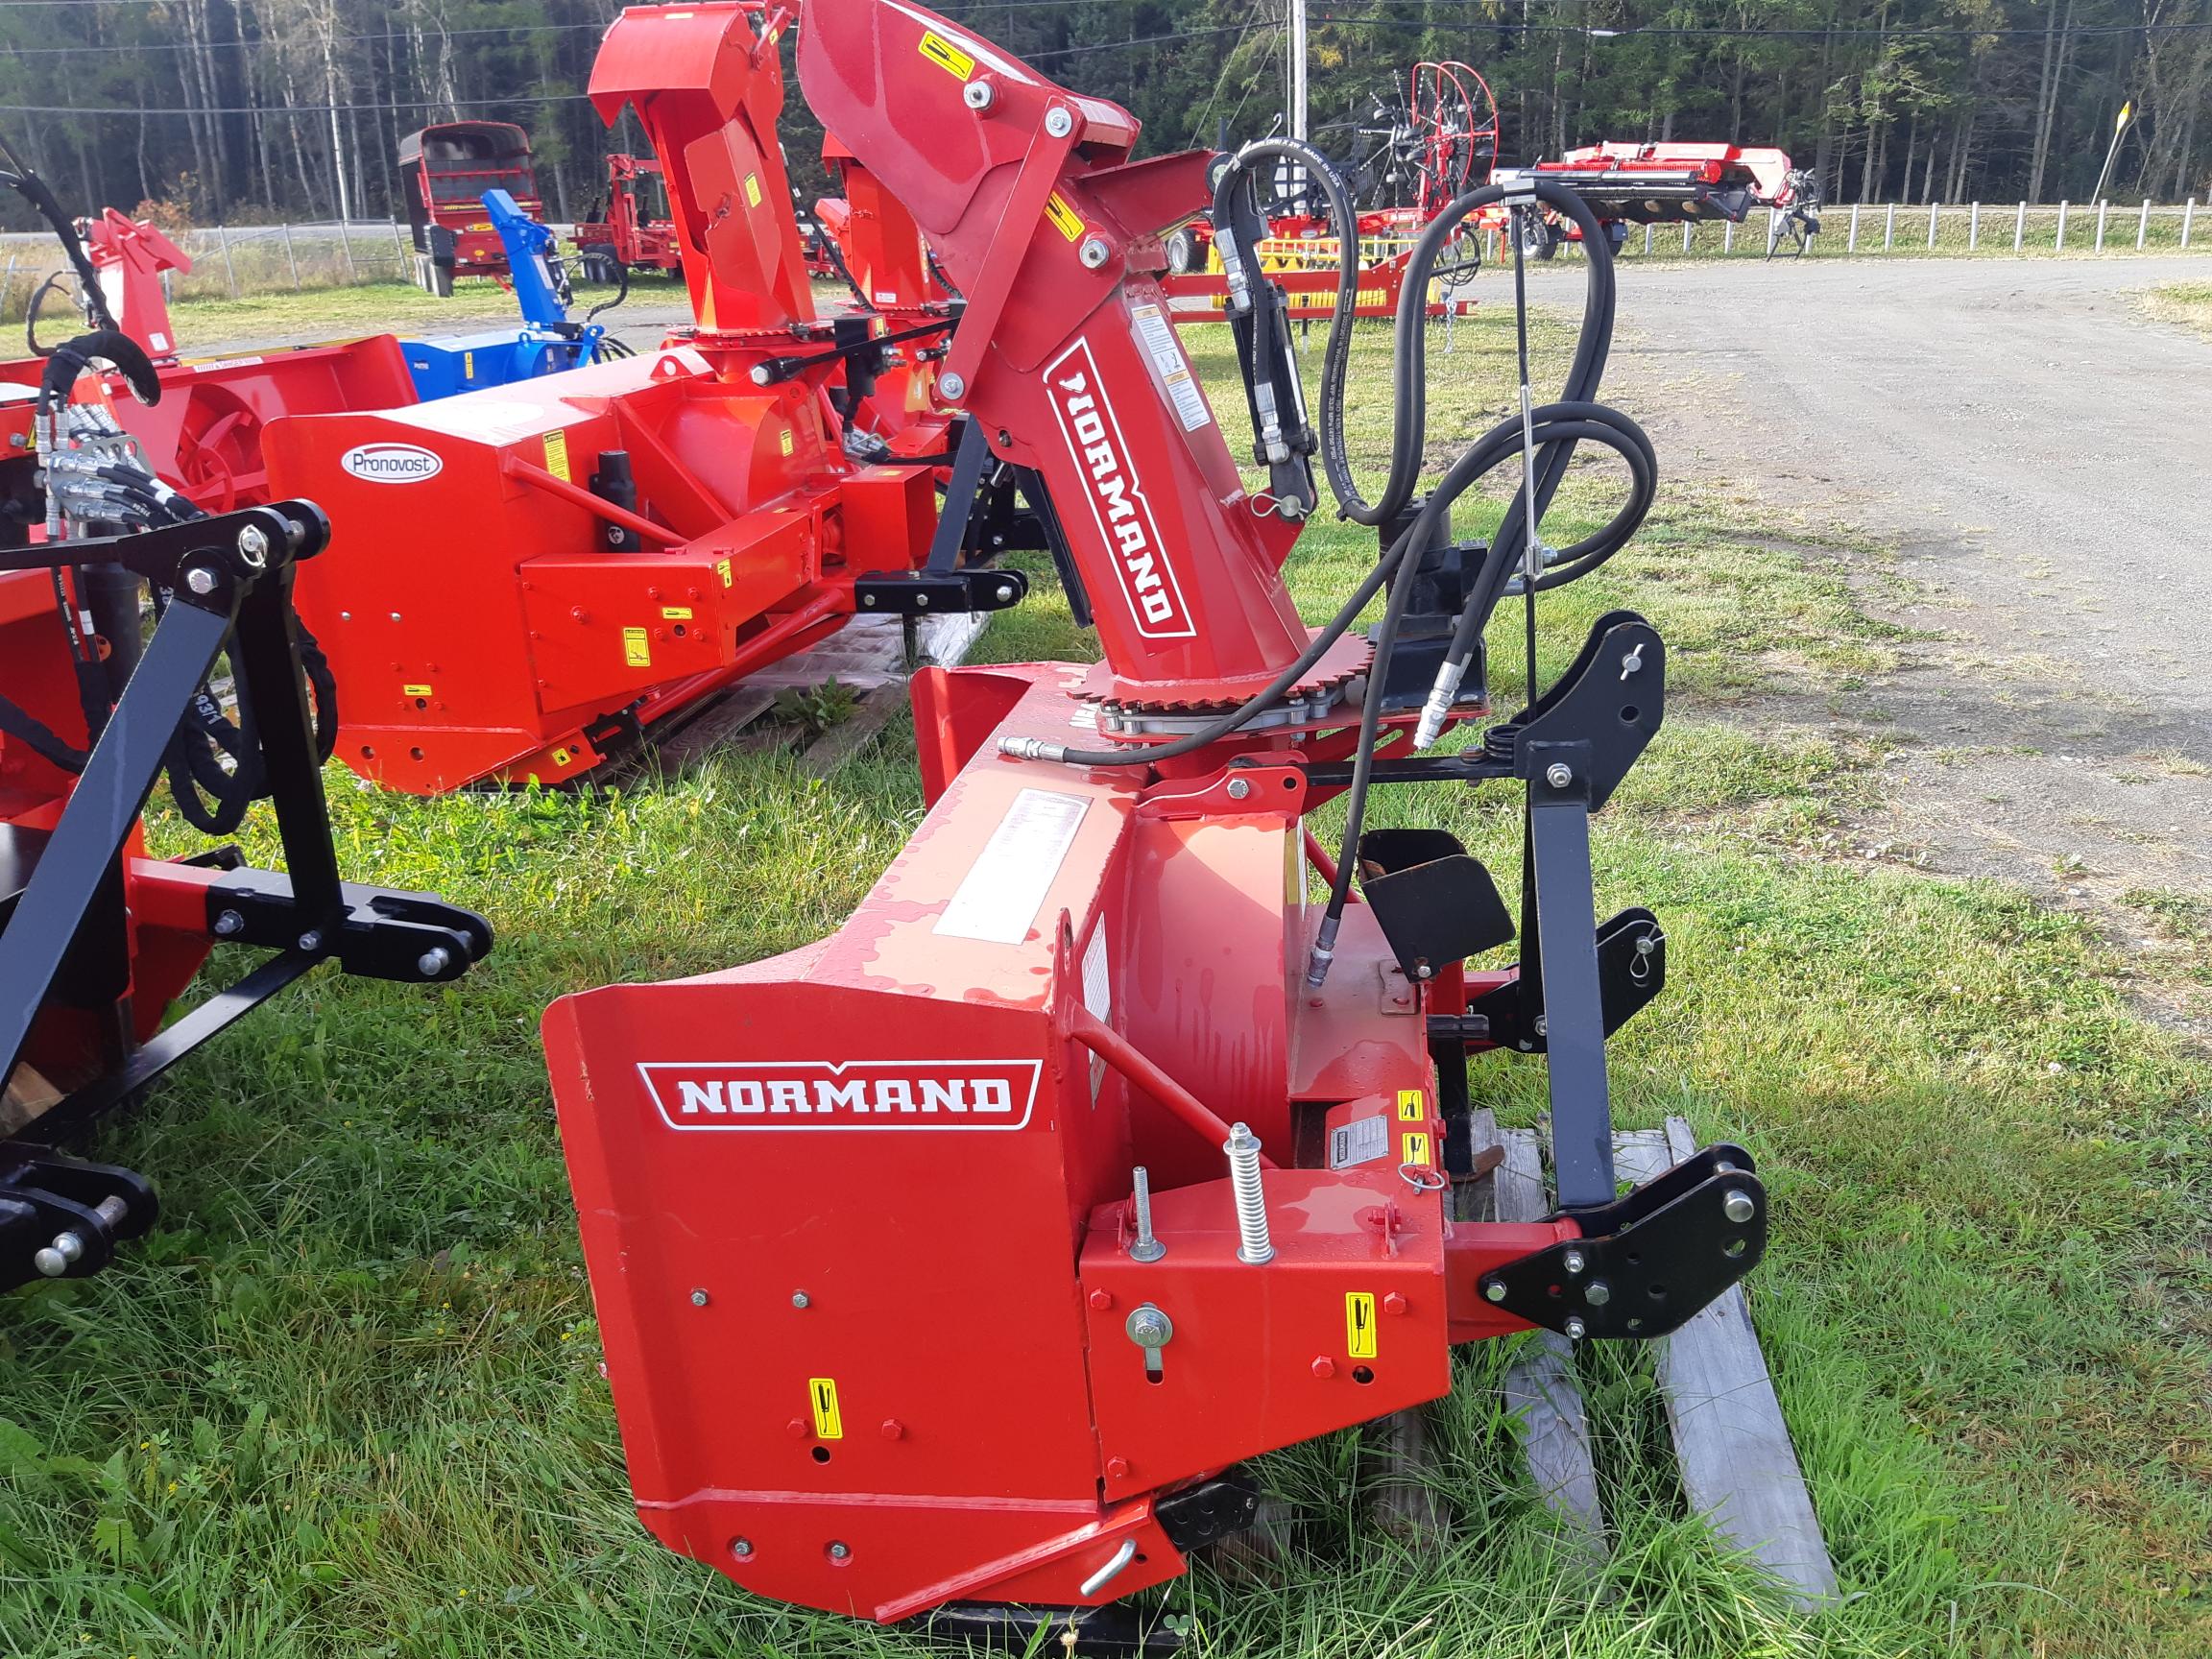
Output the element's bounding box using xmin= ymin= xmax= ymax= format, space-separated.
xmin=1310 ymin=8 xmax=2212 ymax=37
xmin=0 ymin=91 xmax=597 ymax=117
xmin=0 ymin=13 xmax=1258 ymax=114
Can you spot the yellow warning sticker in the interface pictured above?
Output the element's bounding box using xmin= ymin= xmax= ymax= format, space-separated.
xmin=1396 ymin=1089 xmax=1426 ymax=1122
xmin=542 ymin=429 xmax=571 ymax=482
xmin=622 ymin=626 xmax=651 ymax=668
xmin=1345 ymin=1292 xmax=1377 ymax=1359
xmin=1402 ymin=1130 xmax=1433 ymax=1168
xmin=661 ymin=605 xmax=694 ymax=620
xmin=778 ymin=428 xmax=795 ymax=457
xmin=716 ymin=558 xmax=733 ymax=589
xmin=808 ymin=1377 xmax=844 ymax=1440
xmin=1044 ymin=192 xmax=1084 ymax=243
xmin=462 ymin=349 xmax=474 ymax=379
xmin=743 ymin=172 xmax=762 ymax=209
xmin=918 ymin=29 xmax=974 ymax=81
xmin=551 ymin=747 xmax=573 ymax=766
xmin=402 ymin=683 xmax=433 ymax=698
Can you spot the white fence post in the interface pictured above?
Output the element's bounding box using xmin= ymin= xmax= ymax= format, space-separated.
xmin=279 ymin=223 xmax=300 ymax=288
xmin=1884 ymin=203 xmax=1896 ymax=249
xmin=1643 ymin=222 xmax=1653 ymax=254
xmin=2014 ymin=201 xmax=2027 ymax=251
xmin=1969 ymin=201 xmax=1980 ymax=250
xmin=1848 ymin=203 xmax=1861 ymax=251
xmin=2186 ymin=199 xmax=2198 ymax=249
xmin=338 ymin=220 xmax=358 ymax=281
xmin=1927 ymin=202 xmax=1939 ymax=248
xmin=2137 ymin=198 xmax=2151 ymax=250
xmin=1682 ymin=222 xmax=1693 ymax=253
xmin=2056 ymin=201 xmax=2068 ymax=251
xmin=2095 ymin=200 xmax=2108 ymax=251
xmin=215 ymin=224 xmax=238 ymax=297
xmin=1723 ymin=218 xmax=1734 ymax=253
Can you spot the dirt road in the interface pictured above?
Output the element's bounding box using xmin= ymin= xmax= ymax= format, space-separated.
xmin=1528 ymin=254 xmax=2212 ymax=918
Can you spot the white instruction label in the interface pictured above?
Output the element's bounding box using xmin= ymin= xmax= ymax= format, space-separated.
xmin=1328 ymin=1115 xmax=1390 ymax=1170
xmin=934 ymin=789 xmax=1091 ymax=945
xmin=1081 ymin=923 xmax=1111 ymax=1098
xmin=1130 ymin=302 xmax=1213 ymax=432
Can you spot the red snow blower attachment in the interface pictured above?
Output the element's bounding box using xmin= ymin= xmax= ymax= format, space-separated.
xmin=543 ymin=1 xmax=1767 ymax=1647
xmin=266 ymin=1 xmax=1042 ymax=794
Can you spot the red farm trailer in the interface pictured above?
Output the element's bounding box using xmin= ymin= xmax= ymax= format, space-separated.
xmin=398 ymin=121 xmax=544 ymax=293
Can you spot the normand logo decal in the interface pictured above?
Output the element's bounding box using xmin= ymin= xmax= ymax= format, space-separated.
xmin=637 ymin=1058 xmax=1042 ymax=1131
xmin=340 ymin=442 xmax=443 ymax=485
xmin=1045 ymin=337 xmax=1195 ymax=639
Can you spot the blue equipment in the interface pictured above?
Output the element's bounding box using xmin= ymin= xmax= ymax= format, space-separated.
xmin=398 ymin=190 xmax=625 ymax=398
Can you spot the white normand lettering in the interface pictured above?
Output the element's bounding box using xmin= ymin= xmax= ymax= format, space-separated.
xmin=1043 ymin=335 xmax=1196 ymax=639
xmin=638 ymin=1059 xmax=1043 ymax=1131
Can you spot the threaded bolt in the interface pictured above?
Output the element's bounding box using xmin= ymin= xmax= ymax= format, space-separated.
xmin=1224 ymin=1122 xmax=1274 ymax=1264
xmin=1127 ymin=1166 xmax=1165 ymax=1262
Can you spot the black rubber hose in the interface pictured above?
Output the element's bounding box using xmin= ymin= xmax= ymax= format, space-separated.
xmin=24 ymin=272 xmax=73 ymax=359
xmin=38 ymin=329 xmax=159 ymax=416
xmin=0 ymin=153 xmax=116 ymax=334
xmin=1027 ymin=527 xmax=1417 ymax=769
xmin=1436 ymin=183 xmax=1625 ymax=673
xmin=585 ymin=255 xmax=629 ymax=324
xmin=1309 ymin=399 xmax=1657 ymax=971
xmin=1203 ymin=138 xmax=1372 ymax=513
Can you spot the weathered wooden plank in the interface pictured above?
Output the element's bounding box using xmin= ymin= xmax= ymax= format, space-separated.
xmin=650 ymin=685 xmax=780 ymax=770
xmin=1364 ymin=1403 xmax=1449 ymax=1546
xmin=799 ymin=678 xmax=914 ymax=777
xmin=652 ymin=611 xmax=989 ymax=773
xmin=1652 ymin=1116 xmax=1837 ymax=1604
xmin=1485 ymin=1122 xmax=1607 ymax=1558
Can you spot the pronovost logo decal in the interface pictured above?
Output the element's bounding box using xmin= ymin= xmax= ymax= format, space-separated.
xmin=637 ymin=1058 xmax=1043 ymax=1131
xmin=339 ymin=442 xmax=444 ymax=484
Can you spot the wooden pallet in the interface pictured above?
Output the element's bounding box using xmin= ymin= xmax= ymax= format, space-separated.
xmin=652 ymin=609 xmax=991 ymax=777
xmin=1474 ymin=1116 xmax=1836 ymax=1602
xmin=1369 ymin=1115 xmax=1836 ymax=1599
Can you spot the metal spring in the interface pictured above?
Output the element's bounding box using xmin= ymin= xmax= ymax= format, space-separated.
xmin=1224 ymin=1122 xmax=1274 ymax=1264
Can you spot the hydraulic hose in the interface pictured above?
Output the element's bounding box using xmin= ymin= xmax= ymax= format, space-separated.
xmin=1 ymin=142 xmax=117 ymax=350
xmin=1310 ymin=180 xmax=1652 ymax=979
xmin=37 ymin=329 xmax=159 ymax=417
xmin=1307 ymin=394 xmax=1656 ymax=979
xmin=1409 ymin=182 xmax=1638 ymax=745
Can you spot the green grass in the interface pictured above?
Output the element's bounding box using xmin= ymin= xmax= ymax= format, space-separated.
xmin=148 ymin=275 xmax=686 ymax=349
xmin=2142 ymin=282 xmax=2212 ymax=340
xmin=3 ymin=311 xmax=2210 ymax=1659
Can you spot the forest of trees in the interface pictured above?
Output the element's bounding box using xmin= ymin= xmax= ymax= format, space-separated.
xmin=0 ymin=0 xmax=2204 ymax=230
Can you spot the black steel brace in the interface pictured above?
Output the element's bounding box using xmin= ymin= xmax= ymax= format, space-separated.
xmin=1479 ymin=1144 xmax=1767 ymax=1338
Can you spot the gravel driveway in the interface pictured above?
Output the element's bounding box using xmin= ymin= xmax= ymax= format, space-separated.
xmin=1526 ymin=254 xmax=2212 ymax=919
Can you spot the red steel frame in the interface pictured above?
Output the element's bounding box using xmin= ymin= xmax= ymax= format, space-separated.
xmin=543 ymin=0 xmax=1599 ymax=1625
xmin=572 ymin=153 xmax=685 ymax=274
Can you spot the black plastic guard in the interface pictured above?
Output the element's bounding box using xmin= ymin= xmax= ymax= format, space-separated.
xmin=1479 ymin=1143 xmax=1767 ymax=1338
xmin=925 ymin=1600 xmax=1183 ymax=1654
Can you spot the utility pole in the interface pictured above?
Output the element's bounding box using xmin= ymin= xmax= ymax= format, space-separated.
xmin=2090 ymin=101 xmax=2133 ymax=207
xmin=1287 ymin=0 xmax=1308 ymax=144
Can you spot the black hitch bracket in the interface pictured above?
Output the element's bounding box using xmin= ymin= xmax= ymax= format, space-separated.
xmin=1479 ymin=1143 xmax=1767 ymax=1338
xmin=855 ymin=565 xmax=1028 ymax=617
